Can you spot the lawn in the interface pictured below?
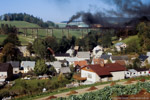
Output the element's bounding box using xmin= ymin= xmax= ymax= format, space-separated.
xmin=0 ymin=21 xmax=40 ymax=28
xmin=121 ymin=35 xmax=139 ymax=44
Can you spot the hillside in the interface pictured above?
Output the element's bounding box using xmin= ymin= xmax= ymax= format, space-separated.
xmin=0 ymin=21 xmax=40 ymax=28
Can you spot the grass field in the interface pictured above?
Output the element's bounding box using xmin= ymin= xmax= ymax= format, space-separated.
xmin=0 ymin=21 xmax=91 ymax=45
xmin=0 ymin=21 xmax=40 ymax=28
xmin=121 ymin=35 xmax=139 ymax=44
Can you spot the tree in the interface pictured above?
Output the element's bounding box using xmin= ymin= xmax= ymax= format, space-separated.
xmin=133 ymin=58 xmax=141 ymax=69
xmin=58 ymin=36 xmax=71 ymax=53
xmin=34 ymin=59 xmax=48 ymax=75
xmin=27 ymin=43 xmax=33 ymax=55
xmin=33 ymin=39 xmax=47 ymax=58
xmin=3 ymin=33 xmax=21 ymax=46
xmin=49 ymin=66 xmax=56 ymax=76
xmin=1 ymin=43 xmax=21 ymax=62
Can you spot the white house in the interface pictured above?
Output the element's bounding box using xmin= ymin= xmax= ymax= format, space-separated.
xmin=115 ymin=42 xmax=127 ymax=52
xmin=21 ymin=61 xmax=35 ymax=73
xmin=125 ymin=68 xmax=149 ymax=78
xmin=18 ymin=46 xmax=30 ymax=57
xmin=139 ymin=55 xmax=149 ymax=66
xmin=66 ymin=49 xmax=74 ymax=57
xmin=92 ymin=45 xmax=103 ymax=58
xmin=81 ymin=63 xmax=126 ymax=83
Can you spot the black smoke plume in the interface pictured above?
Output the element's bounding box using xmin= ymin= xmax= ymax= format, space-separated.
xmin=67 ymin=11 xmax=110 ymax=27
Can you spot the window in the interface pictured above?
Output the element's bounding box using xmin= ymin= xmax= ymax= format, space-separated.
xmin=86 ymin=67 xmax=89 ymax=69
xmin=88 ymin=73 xmax=92 ymax=78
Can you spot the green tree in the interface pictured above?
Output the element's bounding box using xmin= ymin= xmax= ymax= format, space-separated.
xmin=2 ymin=43 xmax=21 ymax=62
xmin=3 ymin=33 xmax=21 ymax=46
xmin=27 ymin=43 xmax=33 ymax=55
xmin=33 ymin=39 xmax=46 ymax=58
xmin=34 ymin=59 xmax=48 ymax=75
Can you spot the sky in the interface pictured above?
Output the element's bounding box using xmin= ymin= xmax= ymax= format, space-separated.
xmin=0 ymin=0 xmax=149 ymax=22
xmin=0 ymin=0 xmax=113 ymax=22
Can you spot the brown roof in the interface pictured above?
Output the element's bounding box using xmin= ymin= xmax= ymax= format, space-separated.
xmin=0 ymin=63 xmax=12 ymax=72
xmin=82 ymin=63 xmax=126 ymax=76
xmin=74 ymin=60 xmax=88 ymax=67
xmin=93 ymin=58 xmax=104 ymax=65
xmin=115 ymin=60 xmax=126 ymax=66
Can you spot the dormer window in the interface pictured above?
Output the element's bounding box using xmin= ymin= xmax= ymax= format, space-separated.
xmin=86 ymin=67 xmax=89 ymax=69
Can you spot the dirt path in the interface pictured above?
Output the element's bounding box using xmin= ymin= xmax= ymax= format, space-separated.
xmin=36 ymin=80 xmax=144 ymax=100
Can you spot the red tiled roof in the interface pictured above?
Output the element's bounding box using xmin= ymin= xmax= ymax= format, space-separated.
xmin=82 ymin=63 xmax=126 ymax=76
xmin=115 ymin=60 xmax=126 ymax=66
xmin=74 ymin=60 xmax=88 ymax=67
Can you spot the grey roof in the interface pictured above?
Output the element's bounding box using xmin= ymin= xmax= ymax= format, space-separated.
xmin=100 ymin=54 xmax=111 ymax=60
xmin=128 ymin=69 xmax=137 ymax=73
xmin=111 ymin=56 xmax=129 ymax=60
xmin=49 ymin=61 xmax=62 ymax=68
xmin=21 ymin=61 xmax=35 ymax=68
xmin=0 ymin=63 xmax=12 ymax=72
xmin=7 ymin=61 xmax=20 ymax=68
xmin=77 ymin=52 xmax=90 ymax=58
xmin=60 ymin=67 xmax=71 ymax=73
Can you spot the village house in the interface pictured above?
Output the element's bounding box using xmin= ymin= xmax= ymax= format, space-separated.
xmin=55 ymin=53 xmax=70 ymax=60
xmin=47 ymin=61 xmax=62 ymax=73
xmin=66 ymin=57 xmax=87 ymax=66
xmin=81 ymin=63 xmax=126 ymax=83
xmin=0 ymin=63 xmax=13 ymax=82
xmin=100 ymin=54 xmax=111 ymax=63
xmin=110 ymin=55 xmax=129 ymax=65
xmin=74 ymin=60 xmax=88 ymax=72
xmin=115 ymin=42 xmax=127 ymax=52
xmin=7 ymin=61 xmax=20 ymax=74
xmin=125 ymin=68 xmax=149 ymax=78
xmin=66 ymin=48 xmax=74 ymax=57
xmin=60 ymin=67 xmax=71 ymax=74
xmin=76 ymin=51 xmax=91 ymax=60
xmin=91 ymin=58 xmax=104 ymax=65
xmin=21 ymin=61 xmax=35 ymax=73
xmin=139 ymin=55 xmax=149 ymax=66
xmin=18 ymin=46 xmax=30 ymax=57
xmin=92 ymin=45 xmax=103 ymax=58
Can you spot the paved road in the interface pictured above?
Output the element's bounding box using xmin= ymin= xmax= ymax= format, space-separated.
xmin=36 ymin=80 xmax=140 ymax=100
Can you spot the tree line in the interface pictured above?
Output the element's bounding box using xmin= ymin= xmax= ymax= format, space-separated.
xmin=0 ymin=13 xmax=55 ymax=28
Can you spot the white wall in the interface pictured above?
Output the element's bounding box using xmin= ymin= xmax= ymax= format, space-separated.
xmin=111 ymin=71 xmax=125 ymax=81
xmin=81 ymin=70 xmax=100 ymax=83
xmin=55 ymin=57 xmax=70 ymax=60
xmin=0 ymin=72 xmax=7 ymax=79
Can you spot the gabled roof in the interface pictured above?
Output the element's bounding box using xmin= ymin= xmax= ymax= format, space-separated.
xmin=60 ymin=67 xmax=71 ymax=73
xmin=77 ymin=52 xmax=90 ymax=58
xmin=21 ymin=61 xmax=35 ymax=68
xmin=82 ymin=63 xmax=126 ymax=76
xmin=49 ymin=61 xmax=62 ymax=68
xmin=0 ymin=63 xmax=12 ymax=72
xmin=100 ymin=54 xmax=111 ymax=60
xmin=74 ymin=60 xmax=88 ymax=67
xmin=7 ymin=61 xmax=20 ymax=68
xmin=139 ymin=55 xmax=148 ymax=61
xmin=111 ymin=56 xmax=129 ymax=60
xmin=55 ymin=53 xmax=70 ymax=57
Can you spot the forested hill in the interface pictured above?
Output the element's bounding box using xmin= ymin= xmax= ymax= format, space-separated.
xmin=0 ymin=13 xmax=55 ymax=28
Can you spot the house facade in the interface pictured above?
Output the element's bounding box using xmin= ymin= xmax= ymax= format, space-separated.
xmin=55 ymin=53 xmax=70 ymax=60
xmin=125 ymin=68 xmax=149 ymax=78
xmin=81 ymin=63 xmax=126 ymax=83
xmin=0 ymin=63 xmax=13 ymax=81
xmin=115 ymin=42 xmax=127 ymax=52
xmin=7 ymin=61 xmax=20 ymax=74
xmin=21 ymin=61 xmax=35 ymax=73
